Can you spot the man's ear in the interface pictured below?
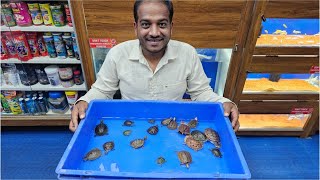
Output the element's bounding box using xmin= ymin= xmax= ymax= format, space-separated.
xmin=133 ymin=22 xmax=138 ymax=36
xmin=170 ymin=21 xmax=174 ymax=35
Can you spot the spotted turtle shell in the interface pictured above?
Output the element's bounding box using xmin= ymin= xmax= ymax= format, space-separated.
xmin=184 ymin=135 xmax=203 ymax=151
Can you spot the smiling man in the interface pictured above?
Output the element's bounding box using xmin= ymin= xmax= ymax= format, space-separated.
xmin=70 ymin=0 xmax=240 ymax=132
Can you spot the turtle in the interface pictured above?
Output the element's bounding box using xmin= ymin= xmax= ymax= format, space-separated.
xmin=177 ymin=150 xmax=192 ymax=168
xmin=123 ymin=130 xmax=132 ymax=136
xmin=103 ymin=141 xmax=115 ymax=154
xmin=94 ymin=120 xmax=108 ymax=136
xmin=147 ymin=125 xmax=159 ymax=135
xmin=209 ymin=148 xmax=222 ymax=158
xmin=83 ymin=148 xmax=102 ymax=161
xmin=156 ymin=156 xmax=166 ymax=166
xmin=123 ymin=120 xmax=134 ymax=126
xmin=161 ymin=117 xmax=172 ymax=126
xmin=204 ymin=128 xmax=221 ymax=148
xmin=190 ymin=130 xmax=207 ymax=142
xmin=184 ymin=135 xmax=203 ymax=151
xmin=167 ymin=117 xmax=177 ymax=130
xmin=188 ymin=117 xmax=198 ymax=128
xmin=148 ymin=119 xmax=155 ymax=124
xmin=178 ymin=122 xmax=190 ymax=135
xmin=130 ymin=136 xmax=147 ymax=149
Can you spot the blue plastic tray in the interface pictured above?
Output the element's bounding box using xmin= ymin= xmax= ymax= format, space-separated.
xmin=56 ymin=100 xmax=250 ymax=179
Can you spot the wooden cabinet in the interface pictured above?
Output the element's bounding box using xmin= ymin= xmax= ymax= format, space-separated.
xmin=8 ymin=0 xmax=316 ymax=136
xmin=230 ymin=0 xmax=319 ymax=137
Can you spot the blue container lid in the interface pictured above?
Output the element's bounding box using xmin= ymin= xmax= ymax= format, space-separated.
xmin=49 ymin=92 xmax=63 ymax=99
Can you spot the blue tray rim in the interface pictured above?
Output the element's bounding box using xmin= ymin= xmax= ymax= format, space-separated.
xmin=56 ymin=100 xmax=251 ymax=179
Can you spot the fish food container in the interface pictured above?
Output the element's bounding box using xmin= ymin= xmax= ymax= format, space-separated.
xmin=56 ymin=100 xmax=250 ymax=179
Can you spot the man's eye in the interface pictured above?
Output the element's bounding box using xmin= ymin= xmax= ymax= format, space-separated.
xmin=141 ymin=23 xmax=150 ymax=28
xmin=159 ymin=23 xmax=167 ymax=28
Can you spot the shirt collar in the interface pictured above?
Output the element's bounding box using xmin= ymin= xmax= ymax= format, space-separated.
xmin=129 ymin=40 xmax=177 ymax=62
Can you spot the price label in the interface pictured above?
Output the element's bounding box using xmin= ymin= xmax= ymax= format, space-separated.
xmin=89 ymin=38 xmax=117 ymax=48
xmin=290 ymin=107 xmax=314 ymax=114
xmin=310 ymin=66 xmax=319 ymax=74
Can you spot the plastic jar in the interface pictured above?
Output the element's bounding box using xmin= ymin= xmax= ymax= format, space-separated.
xmin=73 ymin=70 xmax=84 ymax=85
xmin=58 ymin=66 xmax=73 ymax=80
xmin=34 ymin=65 xmax=50 ymax=85
xmin=44 ymin=65 xmax=60 ymax=86
xmin=48 ymin=91 xmax=69 ymax=114
xmin=65 ymin=91 xmax=78 ymax=108
xmin=60 ymin=78 xmax=74 ymax=88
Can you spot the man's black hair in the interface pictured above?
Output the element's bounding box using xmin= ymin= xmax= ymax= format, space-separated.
xmin=133 ymin=0 xmax=174 ymax=23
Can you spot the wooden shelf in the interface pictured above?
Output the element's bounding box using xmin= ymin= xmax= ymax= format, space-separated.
xmin=1 ymin=82 xmax=86 ymax=91
xmin=1 ymin=25 xmax=74 ymax=32
xmin=1 ymin=57 xmax=81 ymax=64
xmin=254 ymin=46 xmax=319 ymax=55
xmin=1 ymin=109 xmax=71 ymax=126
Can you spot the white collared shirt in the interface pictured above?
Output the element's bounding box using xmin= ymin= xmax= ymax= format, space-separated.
xmin=79 ymin=39 xmax=231 ymax=103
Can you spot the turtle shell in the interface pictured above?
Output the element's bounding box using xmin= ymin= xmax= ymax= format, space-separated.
xmin=95 ymin=120 xmax=108 ymax=136
xmin=103 ymin=141 xmax=115 ymax=154
xmin=188 ymin=117 xmax=198 ymax=128
xmin=123 ymin=130 xmax=132 ymax=136
xmin=130 ymin=136 xmax=147 ymax=149
xmin=148 ymin=119 xmax=155 ymax=124
xmin=83 ymin=148 xmax=102 ymax=161
xmin=190 ymin=130 xmax=207 ymax=142
xmin=156 ymin=156 xmax=166 ymax=166
xmin=210 ymin=148 xmax=222 ymax=158
xmin=204 ymin=128 xmax=221 ymax=148
xmin=123 ymin=120 xmax=134 ymax=126
xmin=177 ymin=150 xmax=192 ymax=168
xmin=178 ymin=122 xmax=190 ymax=135
xmin=184 ymin=135 xmax=203 ymax=151
xmin=161 ymin=117 xmax=172 ymax=126
xmin=167 ymin=117 xmax=177 ymax=130
xmin=147 ymin=125 xmax=159 ymax=135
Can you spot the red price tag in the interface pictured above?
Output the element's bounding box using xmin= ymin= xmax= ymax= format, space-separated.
xmin=89 ymin=38 xmax=117 ymax=48
xmin=290 ymin=107 xmax=314 ymax=114
xmin=310 ymin=66 xmax=319 ymax=74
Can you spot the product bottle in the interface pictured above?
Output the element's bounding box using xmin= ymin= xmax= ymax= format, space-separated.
xmin=18 ymin=98 xmax=29 ymax=115
xmin=38 ymin=97 xmax=48 ymax=114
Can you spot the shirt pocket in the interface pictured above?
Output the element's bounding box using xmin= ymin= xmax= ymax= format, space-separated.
xmin=160 ymin=80 xmax=187 ymax=100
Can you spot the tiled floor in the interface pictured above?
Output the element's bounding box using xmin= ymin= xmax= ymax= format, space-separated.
xmin=1 ymin=127 xmax=319 ymax=179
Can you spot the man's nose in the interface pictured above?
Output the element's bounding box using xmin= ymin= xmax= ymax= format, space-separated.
xmin=149 ymin=24 xmax=160 ymax=37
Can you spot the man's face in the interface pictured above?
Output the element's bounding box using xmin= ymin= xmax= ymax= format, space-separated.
xmin=134 ymin=1 xmax=173 ymax=56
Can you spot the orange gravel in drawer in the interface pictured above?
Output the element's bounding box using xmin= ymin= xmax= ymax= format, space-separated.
xmin=256 ymin=34 xmax=320 ymax=45
xmin=244 ymin=78 xmax=319 ymax=92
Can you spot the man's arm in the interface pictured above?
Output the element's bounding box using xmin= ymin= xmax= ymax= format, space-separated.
xmin=186 ymin=48 xmax=240 ymax=132
xmin=186 ymin=48 xmax=230 ymax=103
xmin=78 ymin=50 xmax=119 ymax=103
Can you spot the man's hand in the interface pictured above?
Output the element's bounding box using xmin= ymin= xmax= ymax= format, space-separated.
xmin=223 ymin=102 xmax=240 ymax=132
xmin=69 ymin=101 xmax=88 ymax=132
